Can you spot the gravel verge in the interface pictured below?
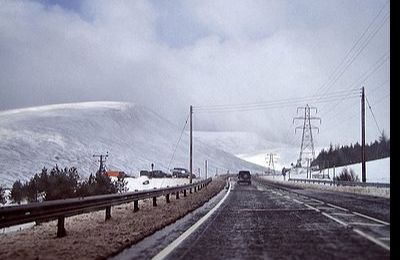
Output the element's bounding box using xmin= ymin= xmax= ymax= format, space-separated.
xmin=0 ymin=177 xmax=227 ymax=260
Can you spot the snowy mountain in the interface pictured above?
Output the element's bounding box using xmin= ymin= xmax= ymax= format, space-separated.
xmin=193 ymin=131 xmax=301 ymax=170
xmin=0 ymin=101 xmax=267 ymax=187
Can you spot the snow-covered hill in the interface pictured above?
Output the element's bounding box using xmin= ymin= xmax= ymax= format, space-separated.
xmin=0 ymin=102 xmax=266 ymax=187
xmin=193 ymin=131 xmax=301 ymax=169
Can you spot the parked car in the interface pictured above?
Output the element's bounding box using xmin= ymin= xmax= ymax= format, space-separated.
xmin=171 ymin=167 xmax=190 ymax=178
xmin=152 ymin=170 xmax=167 ymax=178
xmin=237 ymin=170 xmax=251 ymax=185
xmin=140 ymin=170 xmax=150 ymax=177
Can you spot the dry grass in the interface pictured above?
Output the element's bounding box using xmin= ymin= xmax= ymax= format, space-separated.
xmin=0 ymin=177 xmax=226 ymax=260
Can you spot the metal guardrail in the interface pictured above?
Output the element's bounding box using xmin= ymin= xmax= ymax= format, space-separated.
xmin=288 ymin=178 xmax=390 ymax=188
xmin=0 ymin=178 xmax=212 ymax=237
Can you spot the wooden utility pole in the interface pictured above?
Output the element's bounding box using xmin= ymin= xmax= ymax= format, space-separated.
xmin=189 ymin=105 xmax=193 ymax=183
xmin=205 ymin=160 xmax=208 ymax=179
xmin=93 ymin=152 xmax=108 ymax=174
xmin=361 ymin=87 xmax=366 ymax=182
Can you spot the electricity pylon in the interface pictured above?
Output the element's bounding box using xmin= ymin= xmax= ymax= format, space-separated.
xmin=293 ymin=105 xmax=321 ymax=167
xmin=266 ymin=153 xmax=277 ymax=176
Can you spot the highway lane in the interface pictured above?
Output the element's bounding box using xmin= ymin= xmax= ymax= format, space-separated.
xmin=255 ymin=177 xmax=390 ymax=223
xmin=162 ymin=180 xmax=389 ymax=260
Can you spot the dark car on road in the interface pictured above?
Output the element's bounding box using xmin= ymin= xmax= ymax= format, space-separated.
xmin=171 ymin=167 xmax=190 ymax=178
xmin=237 ymin=170 xmax=251 ymax=185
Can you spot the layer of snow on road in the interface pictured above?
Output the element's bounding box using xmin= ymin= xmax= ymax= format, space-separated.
xmin=0 ymin=102 xmax=266 ymax=187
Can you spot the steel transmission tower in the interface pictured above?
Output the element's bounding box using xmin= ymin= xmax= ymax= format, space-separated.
xmin=265 ymin=153 xmax=277 ymax=175
xmin=293 ymin=105 xmax=321 ymax=167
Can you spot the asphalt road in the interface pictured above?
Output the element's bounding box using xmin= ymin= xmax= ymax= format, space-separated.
xmin=163 ymin=179 xmax=390 ymax=260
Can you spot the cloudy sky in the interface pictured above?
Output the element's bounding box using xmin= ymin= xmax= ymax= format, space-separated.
xmin=0 ymin=0 xmax=390 ymax=147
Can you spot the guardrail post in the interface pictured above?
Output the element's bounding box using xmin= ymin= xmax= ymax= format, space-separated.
xmin=183 ymin=190 xmax=187 ymax=197
xmin=176 ymin=191 xmax=180 ymax=199
xmin=134 ymin=200 xmax=139 ymax=212
xmin=105 ymin=206 xmax=111 ymax=220
xmin=153 ymin=197 xmax=157 ymax=207
xmin=189 ymin=188 xmax=192 ymax=194
xmin=194 ymin=186 xmax=197 ymax=192
xmin=166 ymin=194 xmax=170 ymax=203
xmin=57 ymin=216 xmax=66 ymax=238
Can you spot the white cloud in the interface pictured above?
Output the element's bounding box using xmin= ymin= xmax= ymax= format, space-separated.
xmin=0 ymin=0 xmax=390 ymax=147
xmin=185 ymin=0 xmax=286 ymax=40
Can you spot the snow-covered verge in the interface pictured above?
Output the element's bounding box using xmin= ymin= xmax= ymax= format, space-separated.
xmin=286 ymin=157 xmax=390 ymax=184
xmin=0 ymin=177 xmax=227 ymax=260
xmin=122 ymin=176 xmax=191 ymax=191
xmin=259 ymin=175 xmax=390 ymax=198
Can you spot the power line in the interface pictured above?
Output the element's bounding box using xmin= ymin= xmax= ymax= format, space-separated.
xmin=167 ymin=114 xmax=190 ymax=170
xmin=319 ymin=51 xmax=389 ymax=119
xmin=194 ymin=91 xmax=359 ymax=113
xmin=366 ymin=96 xmax=382 ymax=135
xmin=314 ymin=1 xmax=390 ymax=99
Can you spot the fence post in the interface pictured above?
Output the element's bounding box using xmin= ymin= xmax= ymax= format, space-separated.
xmin=105 ymin=206 xmax=111 ymax=220
xmin=153 ymin=197 xmax=157 ymax=207
xmin=134 ymin=200 xmax=139 ymax=212
xmin=166 ymin=194 xmax=170 ymax=203
xmin=57 ymin=216 xmax=66 ymax=238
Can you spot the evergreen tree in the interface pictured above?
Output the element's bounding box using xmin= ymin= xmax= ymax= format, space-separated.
xmin=10 ymin=180 xmax=24 ymax=204
xmin=0 ymin=186 xmax=6 ymax=204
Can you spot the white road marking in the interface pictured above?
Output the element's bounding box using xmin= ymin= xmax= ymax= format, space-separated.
xmin=321 ymin=212 xmax=350 ymax=227
xmin=331 ymin=213 xmax=355 ymax=217
xmin=326 ymin=203 xmax=349 ymax=212
xmin=152 ymin=181 xmax=232 ymax=260
xmin=353 ymin=228 xmax=390 ymax=251
xmin=292 ymin=199 xmax=304 ymax=204
xmin=348 ymin=222 xmax=385 ymax=227
xmin=310 ymin=198 xmax=325 ymax=203
xmin=352 ymin=212 xmax=390 ymax=226
xmin=304 ymin=204 xmax=320 ymax=212
xmin=238 ymin=208 xmax=314 ymax=212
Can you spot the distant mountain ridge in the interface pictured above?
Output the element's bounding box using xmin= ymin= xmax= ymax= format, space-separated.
xmin=0 ymin=101 xmax=266 ymax=186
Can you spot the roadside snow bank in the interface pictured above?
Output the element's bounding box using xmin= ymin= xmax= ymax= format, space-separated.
xmin=122 ymin=177 xmax=190 ymax=191
xmin=259 ymin=175 xmax=389 ymax=198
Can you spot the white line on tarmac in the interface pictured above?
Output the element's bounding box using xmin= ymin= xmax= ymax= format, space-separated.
xmin=331 ymin=212 xmax=355 ymax=217
xmin=304 ymin=204 xmax=320 ymax=212
xmin=321 ymin=212 xmax=349 ymax=227
xmin=326 ymin=203 xmax=349 ymax=212
xmin=292 ymin=199 xmax=304 ymax=204
xmin=352 ymin=212 xmax=390 ymax=226
xmin=348 ymin=222 xmax=385 ymax=227
xmin=152 ymin=181 xmax=232 ymax=260
xmin=353 ymin=228 xmax=390 ymax=251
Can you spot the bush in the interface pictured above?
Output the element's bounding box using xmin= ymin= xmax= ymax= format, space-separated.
xmin=10 ymin=180 xmax=23 ymax=204
xmin=334 ymin=167 xmax=359 ymax=182
xmin=10 ymin=166 xmax=128 ymax=203
xmin=0 ymin=186 xmax=6 ymax=205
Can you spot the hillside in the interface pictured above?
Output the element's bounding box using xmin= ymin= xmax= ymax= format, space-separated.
xmin=193 ymin=131 xmax=302 ymax=170
xmin=0 ymin=102 xmax=266 ymax=187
